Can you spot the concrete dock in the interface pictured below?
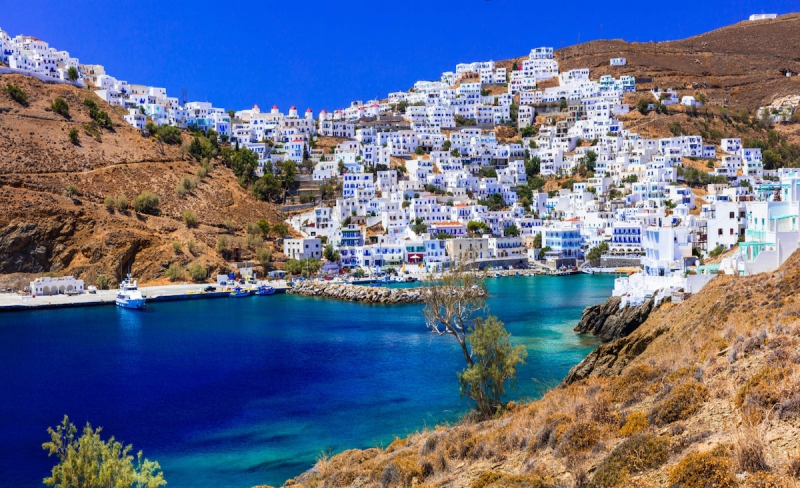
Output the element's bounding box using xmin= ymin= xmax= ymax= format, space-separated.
xmin=0 ymin=281 xmax=290 ymax=312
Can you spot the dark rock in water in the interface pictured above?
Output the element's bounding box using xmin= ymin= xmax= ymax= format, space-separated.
xmin=574 ymin=295 xmax=655 ymax=343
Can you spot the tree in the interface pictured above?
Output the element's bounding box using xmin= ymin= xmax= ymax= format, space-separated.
xmin=412 ymin=217 xmax=428 ymax=235
xmin=525 ymin=157 xmax=541 ymax=178
xmin=256 ymin=247 xmax=272 ymax=269
xmin=272 ymin=222 xmax=289 ymax=237
xmin=415 ymin=146 xmax=425 ymax=155
xmin=458 ymin=316 xmax=527 ymax=418
xmin=467 ymin=220 xmax=490 ymax=236
xmin=68 ymin=128 xmax=79 ymax=145
xmin=532 ymin=233 xmax=542 ymax=249
xmin=256 ymin=219 xmax=271 ymax=238
xmin=423 ymin=269 xmax=525 ymax=418
xmin=637 ymin=98 xmax=650 ymax=115
xmin=51 ymin=98 xmax=70 ymax=118
xmin=155 ymin=125 xmax=181 ymax=145
xmin=132 ymin=191 xmax=160 ymax=215
xmin=587 ymin=241 xmax=609 ymax=261
xmin=323 ymin=243 xmax=340 ymax=262
xmin=285 ymin=258 xmax=321 ymax=275
xmin=503 ymin=224 xmax=520 ymax=237
xmin=231 ymin=147 xmax=259 ymax=184
xmin=187 ymin=263 xmax=207 ymax=282
xmin=337 ymin=160 xmax=346 ymax=175
xmin=42 ymin=415 xmax=166 ymax=488
xmin=559 ymin=98 xmax=568 ymax=111
xmin=442 ymin=140 xmax=451 ymax=151
xmin=585 ymin=150 xmax=597 ymax=172
xmin=66 ymin=66 xmax=79 ymax=82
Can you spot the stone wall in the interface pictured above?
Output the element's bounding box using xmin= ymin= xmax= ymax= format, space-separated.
xmin=287 ymin=281 xmax=425 ymax=304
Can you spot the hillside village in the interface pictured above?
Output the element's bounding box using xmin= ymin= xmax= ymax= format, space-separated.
xmin=1 ymin=16 xmax=799 ymax=297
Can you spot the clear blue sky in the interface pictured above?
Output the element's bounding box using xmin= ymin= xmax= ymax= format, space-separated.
xmin=2 ymin=0 xmax=796 ymax=112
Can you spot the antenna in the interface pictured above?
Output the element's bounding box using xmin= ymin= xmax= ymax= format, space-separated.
xmin=181 ymin=88 xmax=188 ymax=106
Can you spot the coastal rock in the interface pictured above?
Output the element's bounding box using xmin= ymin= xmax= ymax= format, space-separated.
xmin=287 ymin=281 xmax=426 ymax=304
xmin=574 ymin=295 xmax=655 ymax=343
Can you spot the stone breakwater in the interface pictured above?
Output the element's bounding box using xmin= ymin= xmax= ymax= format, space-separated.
xmin=287 ymin=281 xmax=425 ymax=304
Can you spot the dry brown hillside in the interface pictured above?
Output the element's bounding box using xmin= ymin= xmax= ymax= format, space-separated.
xmin=288 ymin=252 xmax=800 ymax=488
xmin=499 ymin=13 xmax=800 ymax=112
xmin=0 ymin=74 xmax=284 ymax=288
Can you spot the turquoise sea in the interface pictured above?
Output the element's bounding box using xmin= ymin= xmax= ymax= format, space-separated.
xmin=0 ymin=274 xmax=614 ymax=487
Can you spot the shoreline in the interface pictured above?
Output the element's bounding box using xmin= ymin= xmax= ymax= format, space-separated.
xmin=0 ymin=271 xmax=604 ymax=312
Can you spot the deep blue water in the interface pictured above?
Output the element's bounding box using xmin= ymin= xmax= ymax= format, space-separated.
xmin=0 ymin=274 xmax=614 ymax=487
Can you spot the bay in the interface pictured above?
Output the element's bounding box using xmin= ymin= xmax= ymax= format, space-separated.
xmin=0 ymin=274 xmax=614 ymax=487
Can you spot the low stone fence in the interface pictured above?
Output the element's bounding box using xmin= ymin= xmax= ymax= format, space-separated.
xmin=287 ymin=281 xmax=425 ymax=304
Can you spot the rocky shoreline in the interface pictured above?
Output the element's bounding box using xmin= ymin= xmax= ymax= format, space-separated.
xmin=287 ymin=281 xmax=426 ymax=304
xmin=573 ymin=295 xmax=656 ymax=343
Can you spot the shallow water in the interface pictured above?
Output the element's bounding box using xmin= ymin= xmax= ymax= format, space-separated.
xmin=0 ymin=274 xmax=614 ymax=487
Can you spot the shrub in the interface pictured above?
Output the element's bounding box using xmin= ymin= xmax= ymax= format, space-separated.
xmin=3 ymin=82 xmax=28 ymax=106
xmin=589 ymin=433 xmax=670 ymax=488
xmin=668 ymin=447 xmax=736 ymax=488
xmin=186 ymin=240 xmax=196 ymax=255
xmin=68 ymin=127 xmax=79 ymax=145
xmin=743 ymin=472 xmax=793 ymax=487
xmin=83 ymin=98 xmax=113 ymax=129
xmin=608 ymin=363 xmax=665 ymax=404
xmin=165 ymin=262 xmax=184 ymax=281
xmin=51 ymin=98 xmax=69 ymax=118
xmin=172 ymin=241 xmax=182 ymax=252
xmin=104 ymin=195 xmax=115 ymax=210
xmin=648 ymin=380 xmax=708 ymax=426
xmin=96 ymin=275 xmax=109 ymax=290
xmin=115 ymin=195 xmax=128 ymax=211
xmin=471 ymin=471 xmax=554 ymax=488
xmin=256 ymin=247 xmax=272 ymax=269
xmin=176 ymin=176 xmax=195 ymax=196
xmin=132 ymin=191 xmax=160 ymax=215
xmin=557 ymin=420 xmax=602 ymax=456
xmin=187 ymin=263 xmax=206 ymax=282
xmin=534 ymin=413 xmax=573 ymax=450
xmin=155 ymin=125 xmax=182 ymax=145
xmin=83 ymin=122 xmax=102 ymax=142
xmin=182 ymin=210 xmax=198 ymax=228
xmin=216 ymin=235 xmax=229 ymax=253
xmin=66 ymin=184 xmax=78 ymax=197
xmin=737 ymin=367 xmax=788 ymax=422
xmin=196 ymin=165 xmax=208 ymax=179
xmin=619 ymin=411 xmax=649 ymax=437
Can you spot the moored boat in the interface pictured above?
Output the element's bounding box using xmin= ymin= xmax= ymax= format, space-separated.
xmin=116 ymin=274 xmax=146 ymax=309
xmin=230 ymin=287 xmax=251 ymax=297
xmin=255 ymin=285 xmax=275 ymax=296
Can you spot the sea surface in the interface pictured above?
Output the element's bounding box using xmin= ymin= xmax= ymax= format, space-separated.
xmin=0 ymin=274 xmax=614 ymax=487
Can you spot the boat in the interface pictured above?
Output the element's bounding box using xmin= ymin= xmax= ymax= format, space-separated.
xmin=115 ymin=274 xmax=146 ymax=309
xmin=254 ymin=285 xmax=275 ymax=296
xmin=230 ymin=287 xmax=251 ymax=297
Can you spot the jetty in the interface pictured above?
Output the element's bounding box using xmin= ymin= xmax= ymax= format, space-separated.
xmin=287 ymin=281 xmax=425 ymax=304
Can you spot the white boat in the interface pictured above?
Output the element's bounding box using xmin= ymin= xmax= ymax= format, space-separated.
xmin=116 ymin=274 xmax=146 ymax=309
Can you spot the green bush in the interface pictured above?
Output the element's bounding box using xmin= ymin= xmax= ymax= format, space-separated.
xmin=155 ymin=125 xmax=182 ymax=144
xmin=176 ymin=176 xmax=195 ymax=196
xmin=187 ymin=263 xmax=207 ymax=282
xmin=648 ymin=380 xmax=709 ymax=427
xmin=115 ymin=195 xmax=128 ymax=211
xmin=182 ymin=210 xmax=198 ymax=228
xmin=83 ymin=98 xmax=113 ymax=129
xmin=51 ymin=98 xmax=70 ymax=118
xmin=165 ymin=262 xmax=184 ymax=281
xmin=668 ymin=447 xmax=736 ymax=488
xmin=589 ymin=433 xmax=670 ymax=487
xmin=132 ymin=191 xmax=160 ymax=215
xmin=66 ymin=184 xmax=78 ymax=197
xmin=95 ymin=275 xmax=109 ymax=290
xmin=68 ymin=127 xmax=79 ymax=145
xmin=104 ymin=195 xmax=115 ymax=210
xmin=172 ymin=241 xmax=182 ymax=252
xmin=3 ymin=82 xmax=28 ymax=106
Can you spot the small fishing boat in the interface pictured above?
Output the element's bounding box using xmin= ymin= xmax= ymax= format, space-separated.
xmin=230 ymin=287 xmax=251 ymax=297
xmin=254 ymin=285 xmax=275 ymax=296
xmin=116 ymin=274 xmax=146 ymax=309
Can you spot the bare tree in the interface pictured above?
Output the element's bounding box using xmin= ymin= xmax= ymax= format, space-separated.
xmin=422 ymin=267 xmax=488 ymax=367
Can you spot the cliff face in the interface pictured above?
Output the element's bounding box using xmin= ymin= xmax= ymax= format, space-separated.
xmin=573 ymin=295 xmax=655 ymax=343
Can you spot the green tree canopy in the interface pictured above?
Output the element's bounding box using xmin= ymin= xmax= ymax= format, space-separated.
xmin=42 ymin=415 xmax=166 ymax=488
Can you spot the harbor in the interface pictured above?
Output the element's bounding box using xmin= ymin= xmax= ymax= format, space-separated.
xmin=0 ymin=281 xmax=291 ymax=312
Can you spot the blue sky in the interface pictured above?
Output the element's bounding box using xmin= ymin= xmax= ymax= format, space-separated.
xmin=2 ymin=0 xmax=796 ymax=112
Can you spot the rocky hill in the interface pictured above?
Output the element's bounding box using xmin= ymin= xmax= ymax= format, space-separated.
xmin=0 ymin=74 xmax=284 ymax=289
xmin=287 ymin=250 xmax=800 ymax=488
